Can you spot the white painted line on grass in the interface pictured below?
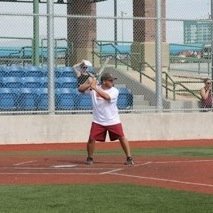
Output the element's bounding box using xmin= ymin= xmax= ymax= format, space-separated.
xmin=111 ymin=173 xmax=213 ymax=188
xmin=13 ymin=160 xmax=37 ymax=166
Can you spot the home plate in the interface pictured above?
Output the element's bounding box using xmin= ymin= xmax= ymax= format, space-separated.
xmin=51 ymin=164 xmax=77 ymax=168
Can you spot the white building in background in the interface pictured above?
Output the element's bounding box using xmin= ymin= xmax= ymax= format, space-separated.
xmin=184 ymin=20 xmax=212 ymax=45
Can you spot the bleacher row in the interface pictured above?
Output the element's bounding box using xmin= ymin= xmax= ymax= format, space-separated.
xmin=0 ymin=65 xmax=133 ymax=111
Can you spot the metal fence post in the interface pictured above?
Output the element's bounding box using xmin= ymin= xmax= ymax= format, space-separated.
xmin=165 ymin=73 xmax=168 ymax=99
xmin=47 ymin=0 xmax=55 ymax=114
xmin=211 ymin=0 xmax=213 ymax=89
xmin=156 ymin=0 xmax=163 ymax=111
xmin=32 ymin=0 xmax=40 ymax=66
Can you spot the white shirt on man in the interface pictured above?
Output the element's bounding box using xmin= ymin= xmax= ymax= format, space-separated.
xmin=89 ymin=86 xmax=120 ymax=126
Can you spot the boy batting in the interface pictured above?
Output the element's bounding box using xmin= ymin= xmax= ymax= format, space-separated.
xmin=78 ymin=72 xmax=134 ymax=165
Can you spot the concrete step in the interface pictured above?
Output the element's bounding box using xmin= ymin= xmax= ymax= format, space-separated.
xmin=133 ymin=105 xmax=156 ymax=110
xmin=133 ymin=100 xmax=150 ymax=106
xmin=133 ymin=94 xmax=145 ymax=102
xmin=115 ymin=84 xmax=127 ymax=88
xmin=133 ymin=95 xmax=151 ymax=108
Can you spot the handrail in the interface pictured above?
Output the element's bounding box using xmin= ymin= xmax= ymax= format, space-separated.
xmin=92 ymin=40 xmax=202 ymax=101
xmin=176 ymin=82 xmax=201 ymax=100
xmin=170 ymin=55 xmax=209 ymax=62
xmin=41 ymin=38 xmax=70 ymax=66
xmin=139 ymin=61 xmax=202 ymax=101
xmin=169 ymin=55 xmax=211 ymax=75
xmin=92 ymin=40 xmax=135 ymax=77
xmin=2 ymin=46 xmax=32 ymax=65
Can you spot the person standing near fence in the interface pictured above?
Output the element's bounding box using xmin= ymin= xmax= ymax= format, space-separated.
xmin=78 ymin=72 xmax=134 ymax=166
xmin=200 ymin=78 xmax=212 ymax=111
xmin=73 ymin=60 xmax=94 ymax=86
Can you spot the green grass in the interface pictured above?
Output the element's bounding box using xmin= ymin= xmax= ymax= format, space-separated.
xmin=0 ymin=184 xmax=212 ymax=213
xmin=0 ymin=147 xmax=213 ymax=158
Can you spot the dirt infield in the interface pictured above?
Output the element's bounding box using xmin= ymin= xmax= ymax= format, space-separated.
xmin=0 ymin=140 xmax=213 ymax=195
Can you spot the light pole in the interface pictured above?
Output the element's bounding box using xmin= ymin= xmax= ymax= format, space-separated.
xmin=121 ymin=11 xmax=127 ymax=43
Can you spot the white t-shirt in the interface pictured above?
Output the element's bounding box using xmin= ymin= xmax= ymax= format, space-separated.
xmin=89 ymin=86 xmax=120 ymax=126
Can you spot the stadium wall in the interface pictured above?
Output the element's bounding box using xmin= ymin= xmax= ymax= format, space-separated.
xmin=0 ymin=113 xmax=212 ymax=144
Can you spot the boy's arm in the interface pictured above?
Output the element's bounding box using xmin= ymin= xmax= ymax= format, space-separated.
xmin=90 ymin=79 xmax=111 ymax=100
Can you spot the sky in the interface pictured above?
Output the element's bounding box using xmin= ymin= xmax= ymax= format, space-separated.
xmin=0 ymin=0 xmax=211 ymax=46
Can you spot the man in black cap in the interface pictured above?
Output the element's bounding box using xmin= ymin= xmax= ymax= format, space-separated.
xmin=78 ymin=72 xmax=134 ymax=165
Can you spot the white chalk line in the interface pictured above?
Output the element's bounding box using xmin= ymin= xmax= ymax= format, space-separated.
xmin=0 ymin=166 xmax=119 ymax=170
xmin=1 ymin=159 xmax=212 ymax=188
xmin=100 ymin=160 xmax=213 ymax=189
xmin=13 ymin=160 xmax=37 ymax=166
xmin=10 ymin=159 xmax=213 ymax=169
xmin=0 ymin=172 xmax=100 ymax=176
xmin=99 ymin=162 xmax=152 ymax=174
xmin=100 ymin=168 xmax=123 ymax=175
xmin=133 ymin=161 xmax=152 ymax=167
xmin=51 ymin=164 xmax=77 ymax=168
xmin=151 ymin=159 xmax=213 ymax=165
xmin=110 ymin=173 xmax=213 ymax=188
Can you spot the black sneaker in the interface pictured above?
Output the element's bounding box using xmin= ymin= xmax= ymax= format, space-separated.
xmin=124 ymin=157 xmax=134 ymax=166
xmin=85 ymin=157 xmax=94 ymax=165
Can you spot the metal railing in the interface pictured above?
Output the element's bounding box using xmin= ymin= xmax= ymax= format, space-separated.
xmin=92 ymin=40 xmax=203 ymax=101
xmin=41 ymin=38 xmax=72 ymax=67
xmin=169 ymin=55 xmax=211 ymax=75
xmin=0 ymin=37 xmax=70 ymax=66
xmin=92 ymin=40 xmax=133 ymax=68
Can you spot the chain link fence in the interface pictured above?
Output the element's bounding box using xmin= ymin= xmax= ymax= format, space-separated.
xmin=0 ymin=0 xmax=212 ymax=114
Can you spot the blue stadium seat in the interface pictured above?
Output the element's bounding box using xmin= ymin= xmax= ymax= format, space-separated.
xmin=37 ymin=88 xmax=48 ymax=110
xmin=55 ymin=77 xmax=78 ymax=88
xmin=76 ymin=92 xmax=93 ymax=110
xmin=2 ymin=77 xmax=23 ymax=88
xmin=22 ymin=77 xmax=43 ymax=88
xmin=18 ymin=88 xmax=39 ymax=110
xmin=7 ymin=65 xmax=25 ymax=77
xmin=0 ymin=70 xmax=8 ymax=78
xmin=0 ymin=65 xmax=7 ymax=72
xmin=24 ymin=65 xmax=45 ymax=77
xmin=0 ymin=81 xmax=3 ymax=88
xmin=40 ymin=66 xmax=48 ymax=75
xmin=55 ymin=66 xmax=76 ymax=78
xmin=40 ymin=77 xmax=48 ymax=88
xmin=55 ymin=88 xmax=77 ymax=110
xmin=117 ymin=87 xmax=133 ymax=110
xmin=118 ymin=87 xmax=130 ymax=94
xmin=0 ymin=88 xmax=19 ymax=110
